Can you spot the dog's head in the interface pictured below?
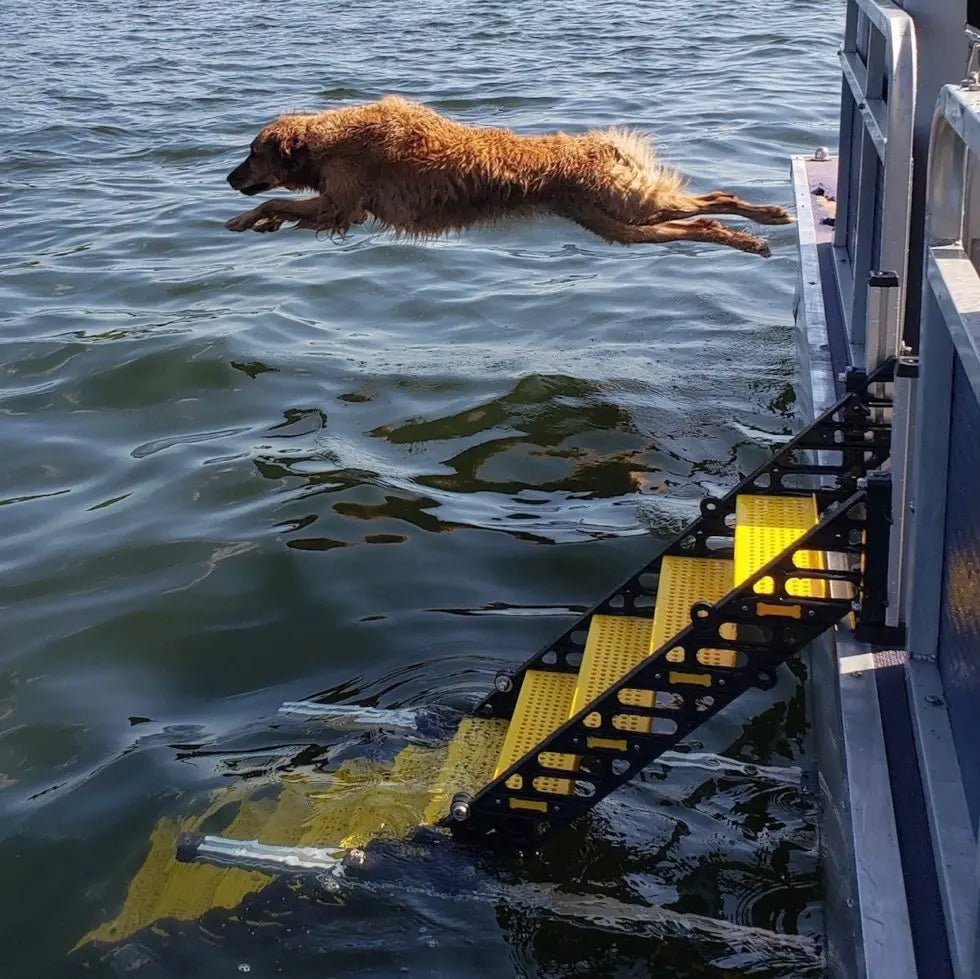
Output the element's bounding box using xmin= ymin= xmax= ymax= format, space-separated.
xmin=227 ymin=117 xmax=314 ymax=196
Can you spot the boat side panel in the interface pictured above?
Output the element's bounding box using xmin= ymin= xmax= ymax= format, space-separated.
xmin=938 ymin=355 xmax=980 ymax=831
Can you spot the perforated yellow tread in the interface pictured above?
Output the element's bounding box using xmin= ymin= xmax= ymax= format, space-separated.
xmin=570 ymin=614 xmax=653 ymax=713
xmin=735 ymin=494 xmax=825 ymax=598
xmin=423 ymin=717 xmax=508 ymax=825
xmin=494 ymin=670 xmax=577 ymax=800
xmin=650 ymin=556 xmax=736 ymax=668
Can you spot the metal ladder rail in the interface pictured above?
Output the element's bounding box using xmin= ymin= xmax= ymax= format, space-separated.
xmin=454 ymin=491 xmax=869 ymax=837
xmin=476 ymin=359 xmax=895 ymax=723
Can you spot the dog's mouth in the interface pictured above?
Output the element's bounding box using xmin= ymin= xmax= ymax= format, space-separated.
xmin=239 ymin=181 xmax=273 ymax=196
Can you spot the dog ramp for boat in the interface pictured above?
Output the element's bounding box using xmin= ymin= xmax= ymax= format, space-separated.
xmin=83 ymin=360 xmax=897 ymax=944
xmin=443 ymin=360 xmax=896 ymax=838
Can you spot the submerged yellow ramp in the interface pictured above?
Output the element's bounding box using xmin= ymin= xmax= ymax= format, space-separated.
xmin=83 ymin=716 xmax=508 ymax=948
xmin=734 ymin=494 xmax=825 ymax=598
xmin=424 ymin=717 xmax=507 ymax=824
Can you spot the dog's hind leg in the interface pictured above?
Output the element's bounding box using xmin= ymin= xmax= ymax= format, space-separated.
xmin=226 ymin=196 xmax=366 ymax=234
xmin=657 ymin=192 xmax=793 ymax=226
xmin=571 ymin=213 xmax=772 ymax=257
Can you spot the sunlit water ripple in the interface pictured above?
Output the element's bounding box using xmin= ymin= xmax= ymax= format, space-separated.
xmin=1 ymin=0 xmax=842 ymax=975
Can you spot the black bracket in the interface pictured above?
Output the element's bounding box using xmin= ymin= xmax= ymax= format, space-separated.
xmin=853 ymin=470 xmax=906 ymax=646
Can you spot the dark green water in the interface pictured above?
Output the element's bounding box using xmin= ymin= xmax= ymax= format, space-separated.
xmin=1 ymin=0 xmax=843 ymax=974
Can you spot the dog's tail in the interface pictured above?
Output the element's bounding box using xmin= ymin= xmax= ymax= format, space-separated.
xmin=598 ymin=128 xmax=687 ymax=211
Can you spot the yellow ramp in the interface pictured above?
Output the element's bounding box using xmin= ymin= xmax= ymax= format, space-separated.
xmin=735 ymin=494 xmax=825 ymax=598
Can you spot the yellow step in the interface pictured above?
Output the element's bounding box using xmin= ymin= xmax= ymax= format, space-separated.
xmin=494 ymin=670 xmax=578 ymax=811
xmin=423 ymin=717 xmax=508 ymax=825
xmin=734 ymin=494 xmax=825 ymax=598
xmin=651 ymin=556 xmax=736 ymax=669
xmin=570 ymin=614 xmax=655 ymax=746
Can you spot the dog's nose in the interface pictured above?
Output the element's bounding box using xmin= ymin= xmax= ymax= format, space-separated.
xmin=227 ymin=159 xmax=250 ymax=190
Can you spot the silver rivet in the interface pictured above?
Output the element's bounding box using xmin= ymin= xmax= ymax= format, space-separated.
xmin=494 ymin=674 xmax=513 ymax=694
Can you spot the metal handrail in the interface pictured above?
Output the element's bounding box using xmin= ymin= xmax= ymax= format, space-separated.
xmin=834 ymin=0 xmax=916 ymax=369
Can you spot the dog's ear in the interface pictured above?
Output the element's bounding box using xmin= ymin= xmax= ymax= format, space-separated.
xmin=278 ymin=131 xmax=303 ymax=159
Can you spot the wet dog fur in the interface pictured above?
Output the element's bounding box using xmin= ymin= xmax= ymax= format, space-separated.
xmin=226 ymin=97 xmax=791 ymax=257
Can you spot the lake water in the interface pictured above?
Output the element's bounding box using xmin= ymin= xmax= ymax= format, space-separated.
xmin=1 ymin=0 xmax=843 ymax=975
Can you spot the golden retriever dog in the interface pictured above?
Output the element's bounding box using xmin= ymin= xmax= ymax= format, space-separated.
xmin=226 ymin=96 xmax=791 ymax=257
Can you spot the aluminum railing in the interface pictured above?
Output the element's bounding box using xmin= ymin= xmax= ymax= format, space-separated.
xmin=834 ymin=0 xmax=916 ymax=370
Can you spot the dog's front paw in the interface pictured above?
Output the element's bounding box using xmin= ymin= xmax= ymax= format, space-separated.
xmin=225 ymin=210 xmax=260 ymax=232
xmin=225 ymin=207 xmax=284 ymax=233
xmin=251 ymin=214 xmax=284 ymax=233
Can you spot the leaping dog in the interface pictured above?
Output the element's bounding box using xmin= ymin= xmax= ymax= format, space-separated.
xmin=226 ymin=96 xmax=791 ymax=257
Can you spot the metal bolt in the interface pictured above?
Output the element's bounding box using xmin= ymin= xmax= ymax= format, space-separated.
xmin=925 ymin=694 xmax=944 ymax=707
xmin=856 ymin=477 xmax=868 ymax=490
xmin=813 ymin=146 xmax=830 ymax=162
xmin=494 ymin=673 xmax=513 ymax=694
xmin=449 ymin=796 xmax=471 ymax=821
xmin=851 ymin=671 xmax=864 ymax=679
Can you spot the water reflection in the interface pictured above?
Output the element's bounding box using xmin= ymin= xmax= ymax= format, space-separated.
xmin=254 ymin=375 xmax=681 ymax=548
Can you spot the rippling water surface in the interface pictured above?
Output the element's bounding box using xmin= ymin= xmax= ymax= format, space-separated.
xmin=2 ymin=1 xmax=843 ymax=975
